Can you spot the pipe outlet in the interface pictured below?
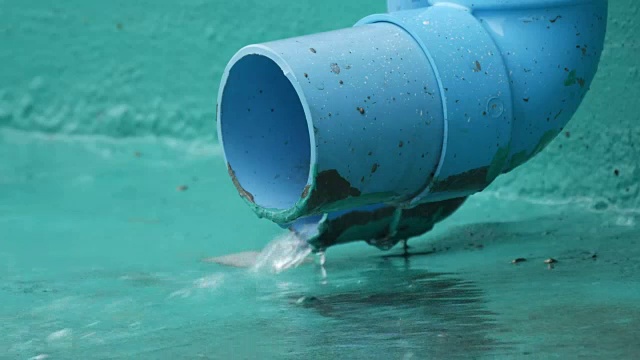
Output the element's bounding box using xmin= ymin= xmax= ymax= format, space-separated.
xmin=217 ymin=0 xmax=607 ymax=250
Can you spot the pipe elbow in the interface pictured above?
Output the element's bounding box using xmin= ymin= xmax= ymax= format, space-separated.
xmin=473 ymin=0 xmax=608 ymax=170
xmin=216 ymin=0 xmax=607 ymax=250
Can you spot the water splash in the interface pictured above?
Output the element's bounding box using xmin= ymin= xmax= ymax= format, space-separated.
xmin=251 ymin=230 xmax=313 ymax=274
xmin=168 ymin=274 xmax=224 ymax=299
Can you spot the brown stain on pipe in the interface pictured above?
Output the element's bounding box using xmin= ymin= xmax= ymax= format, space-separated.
xmin=227 ymin=163 xmax=255 ymax=203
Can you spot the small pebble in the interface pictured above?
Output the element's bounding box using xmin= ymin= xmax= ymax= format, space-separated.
xmin=177 ymin=185 xmax=188 ymax=192
xmin=511 ymin=258 xmax=527 ymax=264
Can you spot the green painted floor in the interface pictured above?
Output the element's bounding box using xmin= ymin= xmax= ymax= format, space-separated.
xmin=2 ymin=128 xmax=640 ymax=359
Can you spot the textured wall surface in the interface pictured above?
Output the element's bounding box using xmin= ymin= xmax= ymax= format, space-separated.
xmin=0 ymin=0 xmax=384 ymax=139
xmin=0 ymin=0 xmax=637 ymax=207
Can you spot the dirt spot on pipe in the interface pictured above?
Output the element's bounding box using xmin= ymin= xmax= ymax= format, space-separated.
xmin=330 ymin=63 xmax=340 ymax=74
xmin=486 ymin=146 xmax=510 ymax=182
xmin=531 ymin=129 xmax=559 ymax=156
xmin=549 ymin=15 xmax=561 ymax=23
xmin=371 ymin=163 xmax=379 ymax=174
xmin=554 ymin=109 xmax=563 ymax=120
xmin=309 ymin=48 xmax=317 ymax=54
xmin=473 ymin=60 xmax=481 ymax=72
xmin=227 ymin=164 xmax=255 ymax=203
xmin=303 ymin=169 xmax=361 ymax=211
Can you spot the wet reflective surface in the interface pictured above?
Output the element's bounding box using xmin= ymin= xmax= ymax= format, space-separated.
xmin=2 ymin=130 xmax=639 ymax=359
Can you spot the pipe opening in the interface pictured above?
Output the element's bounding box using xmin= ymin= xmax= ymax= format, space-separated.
xmin=219 ymin=54 xmax=311 ymax=210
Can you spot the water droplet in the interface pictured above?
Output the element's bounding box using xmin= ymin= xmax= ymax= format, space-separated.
xmin=317 ymin=251 xmax=326 ymax=267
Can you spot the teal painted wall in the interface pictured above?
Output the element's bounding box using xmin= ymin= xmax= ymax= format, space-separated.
xmin=1 ymin=0 xmax=638 ymax=207
xmin=0 ymin=0 xmax=383 ymax=139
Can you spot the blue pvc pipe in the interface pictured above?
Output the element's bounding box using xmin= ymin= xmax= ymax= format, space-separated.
xmin=217 ymin=0 xmax=607 ymax=250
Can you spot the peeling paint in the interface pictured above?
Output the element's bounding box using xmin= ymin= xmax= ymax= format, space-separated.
xmin=227 ymin=164 xmax=255 ymax=203
xmin=486 ymin=146 xmax=510 ymax=182
xmin=301 ymin=184 xmax=311 ymax=198
xmin=507 ymin=150 xmax=529 ymax=170
xmin=303 ymin=169 xmax=361 ymax=211
xmin=424 ymin=145 xmax=510 ymax=195
xmin=531 ymin=129 xmax=560 ymax=156
xmin=308 ymin=206 xmax=396 ymax=248
xmin=394 ymin=197 xmax=467 ymax=240
xmin=507 ymin=129 xmax=560 ymax=170
xmin=306 ymin=196 xmax=467 ymax=249
xmin=430 ymin=167 xmax=489 ymax=193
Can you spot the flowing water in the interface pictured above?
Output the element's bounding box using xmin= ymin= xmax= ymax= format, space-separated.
xmin=251 ymin=232 xmax=314 ymax=274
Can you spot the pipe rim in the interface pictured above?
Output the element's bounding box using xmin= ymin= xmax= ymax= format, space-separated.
xmin=217 ymin=45 xmax=318 ymax=220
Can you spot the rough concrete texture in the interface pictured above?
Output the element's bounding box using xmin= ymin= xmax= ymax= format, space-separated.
xmin=0 ymin=0 xmax=383 ymax=140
